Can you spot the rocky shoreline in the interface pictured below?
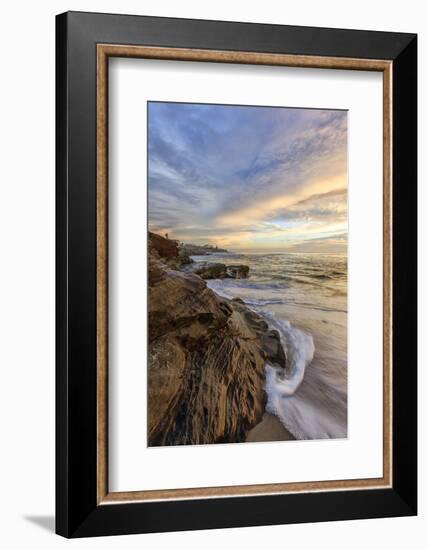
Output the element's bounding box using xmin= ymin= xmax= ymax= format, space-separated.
xmin=148 ymin=232 xmax=289 ymax=446
xmin=181 ymin=260 xmax=250 ymax=280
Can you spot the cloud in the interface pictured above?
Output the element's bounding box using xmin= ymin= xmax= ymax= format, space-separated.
xmin=148 ymin=102 xmax=347 ymax=252
xmin=268 ymin=188 xmax=348 ymax=226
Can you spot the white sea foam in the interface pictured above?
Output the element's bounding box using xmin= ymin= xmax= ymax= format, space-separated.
xmin=263 ymin=312 xmax=314 ymax=397
xmin=244 ymin=298 xmax=285 ymax=306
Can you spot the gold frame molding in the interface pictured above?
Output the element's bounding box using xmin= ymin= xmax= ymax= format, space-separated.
xmin=96 ymin=44 xmax=393 ymax=505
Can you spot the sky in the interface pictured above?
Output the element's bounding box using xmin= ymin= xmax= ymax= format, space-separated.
xmin=148 ymin=102 xmax=347 ymax=254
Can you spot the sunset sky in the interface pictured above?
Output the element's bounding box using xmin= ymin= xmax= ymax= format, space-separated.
xmin=148 ymin=102 xmax=347 ymax=253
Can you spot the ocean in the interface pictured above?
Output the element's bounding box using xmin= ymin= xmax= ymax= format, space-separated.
xmin=191 ymin=252 xmax=348 ymax=440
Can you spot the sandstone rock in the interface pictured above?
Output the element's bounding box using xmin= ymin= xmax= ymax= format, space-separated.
xmin=184 ymin=261 xmax=250 ymax=280
xmin=147 ymin=233 xmax=285 ymax=446
xmin=226 ymin=264 xmax=250 ymax=279
xmin=176 ymin=250 xmax=193 ymax=267
xmin=192 ymin=262 xmax=228 ymax=279
xmin=262 ymin=329 xmax=287 ymax=368
xmin=149 ymin=232 xmax=178 ymax=260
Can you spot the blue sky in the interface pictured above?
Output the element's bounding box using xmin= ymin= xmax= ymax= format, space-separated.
xmin=148 ymin=102 xmax=347 ymax=253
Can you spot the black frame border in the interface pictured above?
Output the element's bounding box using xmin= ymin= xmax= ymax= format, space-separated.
xmin=56 ymin=11 xmax=417 ymax=537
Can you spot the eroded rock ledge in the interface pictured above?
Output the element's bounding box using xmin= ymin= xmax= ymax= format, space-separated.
xmin=148 ymin=232 xmax=285 ymax=446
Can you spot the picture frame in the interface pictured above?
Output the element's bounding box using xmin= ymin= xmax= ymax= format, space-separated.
xmin=56 ymin=11 xmax=417 ymax=537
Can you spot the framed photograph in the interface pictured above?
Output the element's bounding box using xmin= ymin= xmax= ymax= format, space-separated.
xmin=56 ymin=11 xmax=417 ymax=537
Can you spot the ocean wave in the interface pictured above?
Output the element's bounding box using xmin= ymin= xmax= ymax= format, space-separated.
xmin=245 ymin=297 xmax=346 ymax=313
xmin=207 ymin=280 xmax=284 ymax=293
xmin=262 ymin=312 xmax=315 ymax=396
xmin=207 ymin=282 xmax=346 ymax=314
xmin=244 ymin=298 xmax=285 ymax=306
xmin=283 ymin=299 xmax=347 ymax=314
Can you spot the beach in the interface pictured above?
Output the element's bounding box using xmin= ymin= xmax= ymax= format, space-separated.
xmin=246 ymin=413 xmax=294 ymax=442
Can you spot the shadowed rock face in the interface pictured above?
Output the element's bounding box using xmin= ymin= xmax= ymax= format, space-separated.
xmin=149 ymin=232 xmax=178 ymax=260
xmin=148 ymin=233 xmax=285 ymax=446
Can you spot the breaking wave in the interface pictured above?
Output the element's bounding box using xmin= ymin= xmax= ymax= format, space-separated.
xmin=263 ymin=312 xmax=315 ymax=397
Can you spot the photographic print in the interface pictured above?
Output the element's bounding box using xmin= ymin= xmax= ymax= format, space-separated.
xmin=56 ymin=14 xmax=417 ymax=536
xmin=148 ymin=102 xmax=348 ymax=446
